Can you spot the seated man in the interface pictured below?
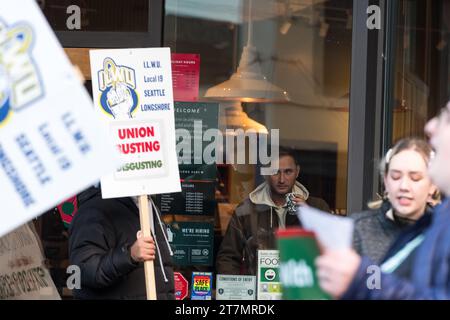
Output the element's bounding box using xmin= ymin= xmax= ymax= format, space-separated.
xmin=216 ymin=148 xmax=330 ymax=275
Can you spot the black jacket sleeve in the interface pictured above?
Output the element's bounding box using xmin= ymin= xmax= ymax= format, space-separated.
xmin=69 ymin=208 xmax=138 ymax=289
xmin=216 ymin=212 xmax=246 ymax=275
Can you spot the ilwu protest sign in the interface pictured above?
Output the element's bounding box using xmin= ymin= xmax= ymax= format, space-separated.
xmin=0 ymin=1 xmax=120 ymax=237
xmin=90 ymin=48 xmax=181 ymax=299
xmin=90 ymin=48 xmax=181 ymax=198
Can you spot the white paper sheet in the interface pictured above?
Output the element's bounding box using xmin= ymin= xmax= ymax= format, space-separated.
xmin=296 ymin=206 xmax=354 ymax=250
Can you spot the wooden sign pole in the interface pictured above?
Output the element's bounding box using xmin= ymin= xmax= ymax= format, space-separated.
xmin=138 ymin=195 xmax=157 ymax=300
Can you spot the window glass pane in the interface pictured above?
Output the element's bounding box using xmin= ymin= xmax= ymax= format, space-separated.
xmin=39 ymin=0 xmax=149 ymax=32
xmin=392 ymin=0 xmax=449 ymax=141
xmin=163 ymin=0 xmax=353 ymax=280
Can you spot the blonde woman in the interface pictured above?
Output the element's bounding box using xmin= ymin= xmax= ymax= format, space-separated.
xmin=315 ymin=105 xmax=450 ymax=299
xmin=351 ymin=138 xmax=438 ymax=263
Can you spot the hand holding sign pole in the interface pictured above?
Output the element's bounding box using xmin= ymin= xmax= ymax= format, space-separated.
xmin=138 ymin=195 xmax=157 ymax=300
xmin=90 ymin=48 xmax=181 ymax=300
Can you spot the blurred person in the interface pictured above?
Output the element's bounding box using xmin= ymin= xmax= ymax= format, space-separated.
xmin=315 ymin=103 xmax=450 ymax=299
xmin=216 ymin=147 xmax=330 ymax=275
xmin=351 ymin=138 xmax=438 ymax=263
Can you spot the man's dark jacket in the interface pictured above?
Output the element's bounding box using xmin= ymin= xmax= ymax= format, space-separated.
xmin=69 ymin=187 xmax=174 ymax=299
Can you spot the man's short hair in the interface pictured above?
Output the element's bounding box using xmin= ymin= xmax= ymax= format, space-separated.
xmin=278 ymin=147 xmax=300 ymax=166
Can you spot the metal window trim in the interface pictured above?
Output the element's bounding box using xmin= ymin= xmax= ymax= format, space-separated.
xmin=347 ymin=0 xmax=389 ymax=213
xmin=55 ymin=0 xmax=164 ymax=48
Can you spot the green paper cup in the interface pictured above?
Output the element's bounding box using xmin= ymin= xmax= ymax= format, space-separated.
xmin=276 ymin=228 xmax=330 ymax=300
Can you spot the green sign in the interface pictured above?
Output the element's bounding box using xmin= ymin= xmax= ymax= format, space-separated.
xmin=168 ymin=222 xmax=214 ymax=266
xmin=156 ymin=102 xmax=219 ymax=216
xmin=257 ymin=250 xmax=282 ymax=300
xmin=175 ymin=101 xmax=219 ymax=180
xmin=277 ymin=228 xmax=330 ymax=300
xmin=157 ymin=181 xmax=215 ymax=216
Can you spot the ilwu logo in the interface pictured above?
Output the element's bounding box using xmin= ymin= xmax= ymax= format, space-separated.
xmin=0 ymin=19 xmax=44 ymax=125
xmin=97 ymin=58 xmax=138 ymax=119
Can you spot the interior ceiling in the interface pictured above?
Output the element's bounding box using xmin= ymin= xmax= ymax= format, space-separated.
xmin=244 ymin=0 xmax=330 ymax=22
xmin=166 ymin=0 xmax=333 ymax=24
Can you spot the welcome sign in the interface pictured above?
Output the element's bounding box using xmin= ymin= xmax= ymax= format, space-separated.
xmin=90 ymin=48 xmax=181 ymax=198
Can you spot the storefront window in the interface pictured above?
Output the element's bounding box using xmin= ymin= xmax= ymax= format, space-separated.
xmin=163 ymin=0 xmax=353 ymax=285
xmin=164 ymin=0 xmax=352 ymax=217
xmin=390 ymin=0 xmax=450 ymax=141
xmin=23 ymin=0 xmax=357 ymax=299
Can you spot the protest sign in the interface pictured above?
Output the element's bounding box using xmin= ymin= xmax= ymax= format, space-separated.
xmin=0 ymin=1 xmax=119 ymax=237
xmin=90 ymin=48 xmax=181 ymax=300
xmin=0 ymin=223 xmax=60 ymax=300
xmin=90 ymin=48 xmax=181 ymax=198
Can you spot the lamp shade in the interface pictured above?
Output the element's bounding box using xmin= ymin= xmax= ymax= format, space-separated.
xmin=205 ymin=45 xmax=290 ymax=103
xmin=218 ymin=101 xmax=269 ymax=134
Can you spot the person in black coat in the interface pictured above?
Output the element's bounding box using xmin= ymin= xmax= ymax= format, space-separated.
xmin=68 ymin=186 xmax=174 ymax=299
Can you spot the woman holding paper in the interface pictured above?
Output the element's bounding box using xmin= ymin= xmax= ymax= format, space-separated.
xmin=350 ymin=138 xmax=439 ymax=263
xmin=315 ymin=108 xmax=450 ymax=299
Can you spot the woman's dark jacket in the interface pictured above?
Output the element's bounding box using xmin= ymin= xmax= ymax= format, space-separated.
xmin=350 ymin=201 xmax=431 ymax=264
